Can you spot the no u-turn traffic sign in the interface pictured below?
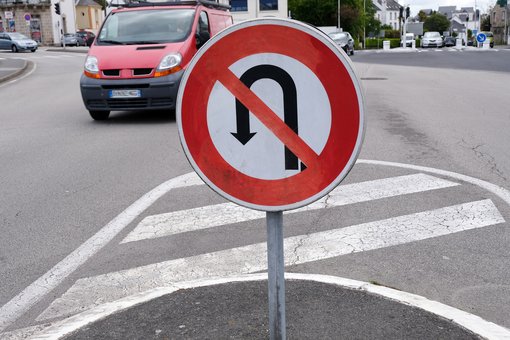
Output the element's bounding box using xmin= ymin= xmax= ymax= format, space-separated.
xmin=177 ymin=18 xmax=365 ymax=211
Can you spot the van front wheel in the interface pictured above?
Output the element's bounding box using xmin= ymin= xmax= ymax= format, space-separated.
xmin=89 ymin=110 xmax=110 ymax=120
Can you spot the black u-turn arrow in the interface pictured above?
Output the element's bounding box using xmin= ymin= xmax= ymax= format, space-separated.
xmin=232 ymin=64 xmax=303 ymax=170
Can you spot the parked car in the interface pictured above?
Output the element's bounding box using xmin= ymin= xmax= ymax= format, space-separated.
xmin=80 ymin=0 xmax=233 ymax=120
xmin=76 ymin=30 xmax=96 ymax=47
xmin=421 ymin=31 xmax=443 ymax=48
xmin=328 ymin=31 xmax=354 ymax=55
xmin=62 ymin=33 xmax=84 ymax=47
xmin=0 ymin=32 xmax=38 ymax=52
xmin=443 ymin=36 xmax=456 ymax=47
xmin=402 ymin=33 xmax=415 ymax=47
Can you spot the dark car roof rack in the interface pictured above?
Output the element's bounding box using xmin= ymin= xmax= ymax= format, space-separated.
xmin=110 ymin=0 xmax=230 ymax=11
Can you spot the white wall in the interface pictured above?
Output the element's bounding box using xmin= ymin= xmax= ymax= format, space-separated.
xmin=51 ymin=0 xmax=78 ymax=44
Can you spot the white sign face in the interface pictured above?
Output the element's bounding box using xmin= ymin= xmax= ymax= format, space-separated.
xmin=207 ymin=53 xmax=332 ymax=180
xmin=5 ymin=11 xmax=13 ymax=19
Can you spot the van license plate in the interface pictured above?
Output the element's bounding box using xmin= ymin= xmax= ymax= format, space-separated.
xmin=109 ymin=89 xmax=141 ymax=98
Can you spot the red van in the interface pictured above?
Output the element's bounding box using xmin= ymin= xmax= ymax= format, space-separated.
xmin=80 ymin=0 xmax=232 ymax=120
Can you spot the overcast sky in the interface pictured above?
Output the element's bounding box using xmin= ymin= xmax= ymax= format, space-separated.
xmin=407 ymin=0 xmax=493 ymax=17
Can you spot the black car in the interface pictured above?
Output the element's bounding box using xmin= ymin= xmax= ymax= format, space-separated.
xmin=328 ymin=31 xmax=354 ymax=56
xmin=444 ymin=36 xmax=456 ymax=47
xmin=76 ymin=31 xmax=96 ymax=47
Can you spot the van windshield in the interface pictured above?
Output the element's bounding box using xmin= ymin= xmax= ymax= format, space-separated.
xmin=98 ymin=9 xmax=195 ymax=45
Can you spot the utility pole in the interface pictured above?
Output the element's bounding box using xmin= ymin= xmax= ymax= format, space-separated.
xmin=363 ymin=0 xmax=366 ymax=49
xmin=338 ymin=0 xmax=341 ymax=31
xmin=505 ymin=4 xmax=508 ymax=45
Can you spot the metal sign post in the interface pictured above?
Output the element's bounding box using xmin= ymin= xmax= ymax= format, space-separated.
xmin=177 ymin=18 xmax=364 ymax=340
xmin=266 ymin=211 xmax=286 ymax=340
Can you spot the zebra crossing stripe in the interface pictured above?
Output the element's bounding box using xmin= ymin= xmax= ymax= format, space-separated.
xmin=121 ymin=173 xmax=459 ymax=243
xmin=37 ymin=199 xmax=504 ymax=321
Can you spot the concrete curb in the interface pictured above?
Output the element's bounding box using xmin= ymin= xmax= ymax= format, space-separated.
xmin=28 ymin=273 xmax=510 ymax=340
xmin=45 ymin=48 xmax=89 ymax=54
xmin=0 ymin=59 xmax=29 ymax=84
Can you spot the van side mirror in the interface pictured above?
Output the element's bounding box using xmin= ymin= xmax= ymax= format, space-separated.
xmin=196 ymin=30 xmax=210 ymax=48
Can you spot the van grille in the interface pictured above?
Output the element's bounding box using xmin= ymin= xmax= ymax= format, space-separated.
xmin=133 ymin=68 xmax=153 ymax=76
xmin=86 ymin=98 xmax=173 ymax=109
xmin=101 ymin=84 xmax=150 ymax=89
xmin=102 ymin=70 xmax=120 ymax=76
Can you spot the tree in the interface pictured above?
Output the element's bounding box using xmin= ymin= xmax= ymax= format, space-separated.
xmin=288 ymin=0 xmax=337 ymax=26
xmin=94 ymin=0 xmax=107 ymax=11
xmin=417 ymin=10 xmax=428 ymax=22
xmin=423 ymin=12 xmax=450 ymax=33
xmin=496 ymin=0 xmax=507 ymax=7
xmin=481 ymin=12 xmax=491 ymax=31
xmin=289 ymin=0 xmax=382 ymax=46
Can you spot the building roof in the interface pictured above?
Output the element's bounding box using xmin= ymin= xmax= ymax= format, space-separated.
xmin=77 ymin=0 xmax=102 ymax=7
xmin=450 ymin=20 xmax=466 ymax=32
xmin=438 ymin=6 xmax=456 ymax=13
xmin=460 ymin=7 xmax=474 ymax=13
xmin=457 ymin=13 xmax=469 ymax=21
xmin=386 ymin=0 xmax=402 ymax=11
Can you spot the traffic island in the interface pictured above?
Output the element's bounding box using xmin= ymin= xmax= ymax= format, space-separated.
xmin=32 ymin=274 xmax=510 ymax=340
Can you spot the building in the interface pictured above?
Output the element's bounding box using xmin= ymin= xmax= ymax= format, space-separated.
xmin=0 ymin=0 xmax=53 ymax=44
xmin=229 ymin=0 xmax=287 ymax=23
xmin=75 ymin=0 xmax=103 ymax=32
xmin=373 ymin=0 xmax=402 ymax=30
xmin=490 ymin=5 xmax=509 ymax=44
xmin=0 ymin=0 xmax=104 ymax=45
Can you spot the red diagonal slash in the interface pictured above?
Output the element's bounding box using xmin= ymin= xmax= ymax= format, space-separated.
xmin=216 ymin=68 xmax=320 ymax=168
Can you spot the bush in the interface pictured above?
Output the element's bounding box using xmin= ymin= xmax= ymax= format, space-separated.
xmin=365 ymin=38 xmax=401 ymax=49
xmin=384 ymin=29 xmax=401 ymax=38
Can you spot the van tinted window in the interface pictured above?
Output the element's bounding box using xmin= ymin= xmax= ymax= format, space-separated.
xmin=98 ymin=9 xmax=195 ymax=45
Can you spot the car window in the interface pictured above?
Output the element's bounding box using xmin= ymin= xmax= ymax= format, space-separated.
xmin=98 ymin=8 xmax=195 ymax=44
xmin=424 ymin=32 xmax=440 ymax=38
xmin=8 ymin=33 xmax=29 ymax=40
xmin=329 ymin=32 xmax=348 ymax=40
xmin=199 ymin=11 xmax=209 ymax=34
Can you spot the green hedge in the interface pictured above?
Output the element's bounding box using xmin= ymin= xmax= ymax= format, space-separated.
xmin=365 ymin=38 xmax=422 ymax=49
xmin=365 ymin=38 xmax=400 ymax=49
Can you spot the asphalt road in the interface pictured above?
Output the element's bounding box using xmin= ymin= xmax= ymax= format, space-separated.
xmin=1 ymin=48 xmax=509 ymax=337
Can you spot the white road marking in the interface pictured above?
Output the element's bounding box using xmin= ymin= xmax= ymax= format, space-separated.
xmin=358 ymin=159 xmax=510 ymax=207
xmin=3 ymin=160 xmax=510 ymax=331
xmin=0 ymin=173 xmax=202 ymax=332
xmin=36 ymin=199 xmax=504 ymax=321
xmin=122 ymin=173 xmax=459 ymax=243
xmin=28 ymin=273 xmax=510 ymax=340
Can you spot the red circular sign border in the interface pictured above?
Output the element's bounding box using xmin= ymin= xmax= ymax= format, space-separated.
xmin=177 ymin=19 xmax=365 ymax=211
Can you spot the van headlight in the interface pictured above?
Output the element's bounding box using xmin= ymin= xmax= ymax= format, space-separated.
xmin=155 ymin=53 xmax=182 ymax=77
xmin=84 ymin=56 xmax=100 ymax=78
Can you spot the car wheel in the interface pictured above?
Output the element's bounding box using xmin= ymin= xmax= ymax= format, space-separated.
xmin=89 ymin=110 xmax=110 ymax=120
xmin=350 ymin=48 xmax=354 ymax=56
xmin=31 ymin=49 xmax=36 ymax=53
xmin=11 ymin=45 xmax=18 ymax=53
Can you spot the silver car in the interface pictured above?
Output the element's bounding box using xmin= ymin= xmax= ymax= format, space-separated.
xmin=0 ymin=32 xmax=38 ymax=52
xmin=328 ymin=31 xmax=355 ymax=56
xmin=421 ymin=31 xmax=443 ymax=48
xmin=62 ymin=33 xmax=85 ymax=47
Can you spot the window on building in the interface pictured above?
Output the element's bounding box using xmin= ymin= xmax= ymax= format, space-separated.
xmin=260 ymin=0 xmax=278 ymax=10
xmin=231 ymin=0 xmax=248 ymax=12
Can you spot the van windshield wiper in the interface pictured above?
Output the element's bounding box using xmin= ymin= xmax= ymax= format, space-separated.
xmin=99 ymin=39 xmax=125 ymax=45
